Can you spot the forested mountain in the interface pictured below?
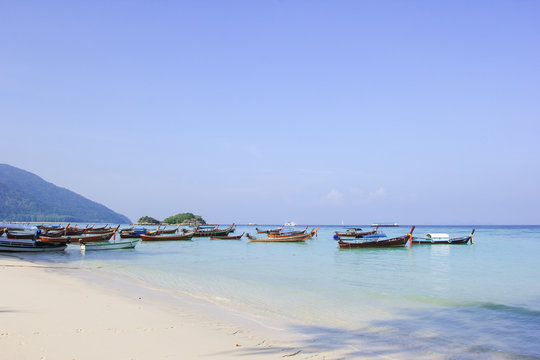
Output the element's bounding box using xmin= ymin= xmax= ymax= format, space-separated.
xmin=0 ymin=164 xmax=130 ymax=223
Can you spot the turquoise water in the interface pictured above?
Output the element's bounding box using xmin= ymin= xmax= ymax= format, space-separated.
xmin=6 ymin=225 xmax=540 ymax=359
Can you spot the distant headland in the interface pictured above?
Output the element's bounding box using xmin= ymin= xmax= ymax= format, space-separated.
xmin=0 ymin=164 xmax=130 ymax=223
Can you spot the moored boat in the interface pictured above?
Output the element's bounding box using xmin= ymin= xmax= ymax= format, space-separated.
xmin=267 ymin=225 xmax=309 ymax=238
xmin=157 ymin=224 xmax=181 ymax=234
xmin=6 ymin=230 xmax=39 ymax=240
xmin=334 ymin=227 xmax=379 ymax=239
xmin=338 ymin=226 xmax=415 ymax=248
xmin=119 ymin=227 xmax=151 ymax=239
xmin=140 ymin=232 xmax=194 ymax=241
xmin=256 ymin=227 xmax=282 ymax=234
xmin=187 ymin=224 xmax=235 ymax=237
xmin=80 ymin=239 xmax=139 ymax=251
xmin=246 ymin=233 xmax=310 ymax=242
xmin=0 ymin=239 xmax=67 ymax=252
xmin=40 ymin=231 xmax=116 ymax=243
xmin=412 ymin=229 xmax=475 ymax=245
xmin=209 ymin=233 xmax=244 ymax=240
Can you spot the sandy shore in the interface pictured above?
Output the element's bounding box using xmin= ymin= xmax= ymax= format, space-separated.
xmin=0 ymin=255 xmax=345 ymax=360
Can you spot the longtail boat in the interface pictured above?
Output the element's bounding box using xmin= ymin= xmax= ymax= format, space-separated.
xmin=334 ymin=226 xmax=379 ymax=238
xmin=412 ymin=229 xmax=475 ymax=245
xmin=268 ymin=226 xmax=319 ymax=239
xmin=246 ymin=233 xmax=310 ymax=242
xmin=6 ymin=230 xmax=39 ymax=240
xmin=86 ymin=225 xmax=118 ymax=234
xmin=0 ymin=239 xmax=67 ymax=252
xmin=140 ymin=232 xmax=194 ymax=241
xmin=37 ymin=224 xmax=64 ymax=231
xmin=40 ymin=231 xmax=116 ymax=243
xmin=255 ymin=227 xmax=282 ymax=234
xmin=81 ymin=239 xmax=139 ymax=251
xmin=64 ymin=226 xmax=88 ymax=235
xmin=338 ymin=226 xmax=415 ymax=248
xmin=187 ymin=224 xmax=235 ymax=237
xmin=209 ymin=233 xmax=244 ymax=240
xmin=120 ymin=231 xmax=147 ymax=239
xmin=157 ymin=224 xmax=181 ymax=234
xmin=267 ymin=225 xmax=309 ymax=238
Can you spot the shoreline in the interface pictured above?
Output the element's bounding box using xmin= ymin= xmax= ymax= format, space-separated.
xmin=0 ymin=254 xmax=350 ymax=359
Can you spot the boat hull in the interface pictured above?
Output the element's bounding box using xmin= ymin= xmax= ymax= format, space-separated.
xmin=412 ymin=236 xmax=471 ymax=245
xmin=0 ymin=240 xmax=67 ymax=252
xmin=247 ymin=233 xmax=310 ymax=242
xmin=209 ymin=233 xmax=244 ymax=240
xmin=6 ymin=232 xmax=37 ymax=240
xmin=140 ymin=233 xmax=194 ymax=241
xmin=189 ymin=224 xmax=235 ymax=237
xmin=339 ymin=236 xmax=408 ymax=248
xmin=40 ymin=232 xmax=115 ymax=243
xmin=81 ymin=240 xmax=139 ymax=250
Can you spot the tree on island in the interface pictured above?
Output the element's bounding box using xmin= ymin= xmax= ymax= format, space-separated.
xmin=162 ymin=213 xmax=206 ymax=225
xmin=137 ymin=216 xmax=160 ymax=224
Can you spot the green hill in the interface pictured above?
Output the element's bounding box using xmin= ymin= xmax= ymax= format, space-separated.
xmin=0 ymin=164 xmax=131 ymax=223
xmin=163 ymin=213 xmax=206 ymax=224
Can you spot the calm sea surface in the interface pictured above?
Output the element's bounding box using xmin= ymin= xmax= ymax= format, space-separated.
xmin=5 ymin=225 xmax=540 ymax=359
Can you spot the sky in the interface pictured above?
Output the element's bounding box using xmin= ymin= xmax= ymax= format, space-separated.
xmin=1 ymin=1 xmax=539 ymax=224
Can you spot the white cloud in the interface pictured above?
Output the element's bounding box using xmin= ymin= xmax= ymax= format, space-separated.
xmin=367 ymin=187 xmax=387 ymax=202
xmin=321 ymin=188 xmax=344 ymax=206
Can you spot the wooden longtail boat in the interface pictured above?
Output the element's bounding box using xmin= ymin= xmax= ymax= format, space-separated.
xmin=246 ymin=233 xmax=311 ymax=242
xmin=37 ymin=225 xmax=64 ymax=231
xmin=338 ymin=226 xmax=415 ymax=249
xmin=64 ymin=226 xmax=88 ymax=235
xmin=80 ymin=239 xmax=139 ymax=251
xmin=267 ymin=225 xmax=309 ymax=238
xmin=267 ymin=226 xmax=319 ymax=239
xmin=39 ymin=231 xmax=115 ymax=243
xmin=255 ymin=227 xmax=282 ymax=234
xmin=86 ymin=226 xmax=117 ymax=234
xmin=119 ymin=231 xmax=146 ymax=239
xmin=187 ymin=224 xmax=235 ymax=237
xmin=0 ymin=239 xmax=67 ymax=252
xmin=140 ymin=232 xmax=194 ymax=241
xmin=88 ymin=225 xmax=120 ymax=234
xmin=209 ymin=233 xmax=244 ymax=240
xmin=157 ymin=224 xmax=181 ymax=234
xmin=412 ymin=229 xmax=475 ymax=245
xmin=334 ymin=226 xmax=379 ymax=238
xmin=6 ymin=230 xmax=38 ymax=240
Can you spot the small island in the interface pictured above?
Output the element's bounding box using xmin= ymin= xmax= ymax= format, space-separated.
xmin=134 ymin=213 xmax=206 ymax=226
xmin=136 ymin=216 xmax=160 ymax=225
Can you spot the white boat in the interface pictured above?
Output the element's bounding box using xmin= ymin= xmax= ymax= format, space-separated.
xmin=0 ymin=239 xmax=67 ymax=252
xmin=283 ymin=221 xmax=297 ymax=227
xmin=80 ymin=239 xmax=139 ymax=251
xmin=371 ymin=222 xmax=399 ymax=227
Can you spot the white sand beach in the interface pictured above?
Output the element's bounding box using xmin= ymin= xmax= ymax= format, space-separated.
xmin=0 ymin=255 xmax=344 ymax=360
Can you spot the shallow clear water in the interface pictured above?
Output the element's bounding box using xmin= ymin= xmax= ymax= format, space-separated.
xmin=8 ymin=225 xmax=540 ymax=359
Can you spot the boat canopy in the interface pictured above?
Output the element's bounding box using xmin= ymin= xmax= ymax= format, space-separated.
xmin=426 ymin=233 xmax=450 ymax=240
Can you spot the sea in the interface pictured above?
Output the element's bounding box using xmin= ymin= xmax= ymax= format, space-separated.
xmin=3 ymin=224 xmax=540 ymax=359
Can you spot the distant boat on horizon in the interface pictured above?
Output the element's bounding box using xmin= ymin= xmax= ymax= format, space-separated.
xmin=283 ymin=221 xmax=297 ymax=227
xmin=371 ymin=222 xmax=399 ymax=227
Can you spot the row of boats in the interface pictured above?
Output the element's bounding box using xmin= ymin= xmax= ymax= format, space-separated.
xmin=334 ymin=226 xmax=474 ymax=248
xmin=0 ymin=223 xmax=474 ymax=252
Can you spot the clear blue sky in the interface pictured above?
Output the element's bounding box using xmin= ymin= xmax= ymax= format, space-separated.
xmin=1 ymin=1 xmax=539 ymax=224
